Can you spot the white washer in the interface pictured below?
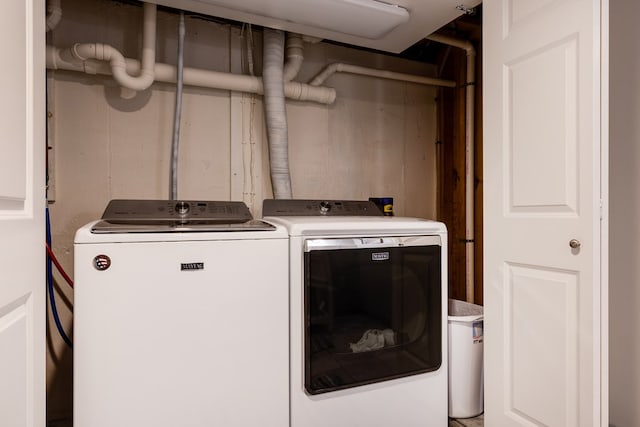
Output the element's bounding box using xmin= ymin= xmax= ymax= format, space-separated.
xmin=74 ymin=200 xmax=289 ymax=427
xmin=264 ymin=199 xmax=448 ymax=427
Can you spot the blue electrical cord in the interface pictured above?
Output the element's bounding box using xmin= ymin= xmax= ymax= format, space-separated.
xmin=46 ymin=207 xmax=73 ymax=349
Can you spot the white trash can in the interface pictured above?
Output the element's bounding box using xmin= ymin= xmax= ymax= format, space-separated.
xmin=448 ymin=299 xmax=484 ymax=418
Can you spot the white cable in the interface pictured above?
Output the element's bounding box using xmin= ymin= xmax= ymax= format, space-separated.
xmin=247 ymin=24 xmax=255 ymax=76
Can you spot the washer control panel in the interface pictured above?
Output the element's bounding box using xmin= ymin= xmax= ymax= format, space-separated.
xmin=263 ymin=199 xmax=383 ymax=217
xmin=90 ymin=199 xmax=279 ymax=233
xmin=101 ymin=199 xmax=253 ymax=223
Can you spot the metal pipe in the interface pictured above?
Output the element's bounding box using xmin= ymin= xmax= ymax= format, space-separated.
xmin=170 ymin=11 xmax=185 ymax=200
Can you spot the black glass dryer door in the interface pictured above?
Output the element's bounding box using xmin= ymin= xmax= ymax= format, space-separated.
xmin=304 ymin=235 xmax=442 ymax=395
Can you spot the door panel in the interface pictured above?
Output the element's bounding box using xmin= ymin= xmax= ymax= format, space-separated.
xmin=507 ymin=0 xmax=558 ymax=30
xmin=507 ymin=36 xmax=578 ymax=214
xmin=484 ymin=0 xmax=605 ymax=426
xmin=0 ymin=0 xmax=27 ymax=205
xmin=505 ymin=263 xmax=578 ymax=426
xmin=0 ymin=0 xmax=46 ymax=426
xmin=0 ymin=296 xmax=30 ymax=427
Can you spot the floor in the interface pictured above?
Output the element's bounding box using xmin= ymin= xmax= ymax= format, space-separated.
xmin=48 ymin=415 xmax=484 ymax=427
xmin=48 ymin=416 xmax=484 ymax=426
xmin=449 ymin=414 xmax=484 ymax=427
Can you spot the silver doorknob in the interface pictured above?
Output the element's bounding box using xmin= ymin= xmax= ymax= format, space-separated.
xmin=569 ymin=239 xmax=581 ymax=249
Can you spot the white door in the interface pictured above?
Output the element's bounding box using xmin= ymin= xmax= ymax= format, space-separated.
xmin=484 ymin=0 xmax=607 ymax=426
xmin=0 ymin=0 xmax=46 ymax=426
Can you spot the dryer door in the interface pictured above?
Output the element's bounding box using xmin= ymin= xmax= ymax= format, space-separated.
xmin=303 ymin=235 xmax=442 ymax=395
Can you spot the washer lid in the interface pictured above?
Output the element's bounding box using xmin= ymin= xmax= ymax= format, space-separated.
xmin=91 ymin=199 xmax=274 ymax=233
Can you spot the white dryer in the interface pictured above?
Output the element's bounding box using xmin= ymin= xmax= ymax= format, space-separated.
xmin=263 ymin=199 xmax=449 ymax=427
xmin=74 ymin=200 xmax=289 ymax=427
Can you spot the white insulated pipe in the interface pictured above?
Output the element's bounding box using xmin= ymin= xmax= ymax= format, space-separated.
xmin=46 ymin=0 xmax=62 ymax=32
xmin=309 ymin=62 xmax=456 ymax=88
xmin=426 ymin=33 xmax=476 ymax=304
xmin=262 ymin=28 xmax=292 ymax=199
xmin=63 ymin=2 xmax=156 ymax=91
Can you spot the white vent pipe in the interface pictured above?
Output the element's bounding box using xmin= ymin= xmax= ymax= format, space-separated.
xmin=283 ymin=33 xmax=304 ymax=82
xmin=426 ymin=33 xmax=476 ymax=304
xmin=46 ymin=0 xmax=62 ymax=32
xmin=309 ymin=62 xmax=456 ymax=88
xmin=61 ymin=2 xmax=156 ymax=92
xmin=262 ymin=29 xmax=292 ymax=199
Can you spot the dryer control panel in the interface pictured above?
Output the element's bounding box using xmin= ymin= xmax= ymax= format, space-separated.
xmin=263 ymin=199 xmax=383 ymax=217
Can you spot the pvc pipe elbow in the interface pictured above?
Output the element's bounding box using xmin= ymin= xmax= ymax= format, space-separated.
xmin=72 ymin=43 xmax=113 ymax=62
xmin=77 ymin=2 xmax=155 ymax=92
xmin=284 ymin=56 xmax=304 ymax=82
xmin=71 ymin=43 xmax=95 ymax=61
xmin=426 ymin=34 xmax=475 ymax=56
xmin=112 ymin=67 xmax=155 ymax=91
xmin=309 ymin=63 xmax=341 ymax=86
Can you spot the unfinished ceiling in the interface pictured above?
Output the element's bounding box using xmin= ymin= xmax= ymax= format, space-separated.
xmin=144 ymin=0 xmax=482 ymax=54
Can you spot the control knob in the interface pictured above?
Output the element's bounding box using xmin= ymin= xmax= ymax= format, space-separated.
xmin=319 ymin=201 xmax=331 ymax=215
xmin=175 ymin=201 xmax=190 ymax=216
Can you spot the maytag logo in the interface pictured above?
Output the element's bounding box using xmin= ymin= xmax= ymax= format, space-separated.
xmin=371 ymin=252 xmax=390 ymax=261
xmin=181 ymin=262 xmax=204 ymax=271
xmin=93 ymin=254 xmax=111 ymax=271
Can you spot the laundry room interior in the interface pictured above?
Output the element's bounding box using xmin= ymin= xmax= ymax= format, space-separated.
xmin=33 ymin=1 xmax=640 ymax=426
xmin=44 ymin=0 xmax=483 ymax=424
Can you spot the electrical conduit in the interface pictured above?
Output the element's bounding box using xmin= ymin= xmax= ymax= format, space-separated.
xmin=262 ymin=28 xmax=292 ymax=199
xmin=170 ymin=11 xmax=185 ymax=200
xmin=426 ymin=33 xmax=476 ymax=304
